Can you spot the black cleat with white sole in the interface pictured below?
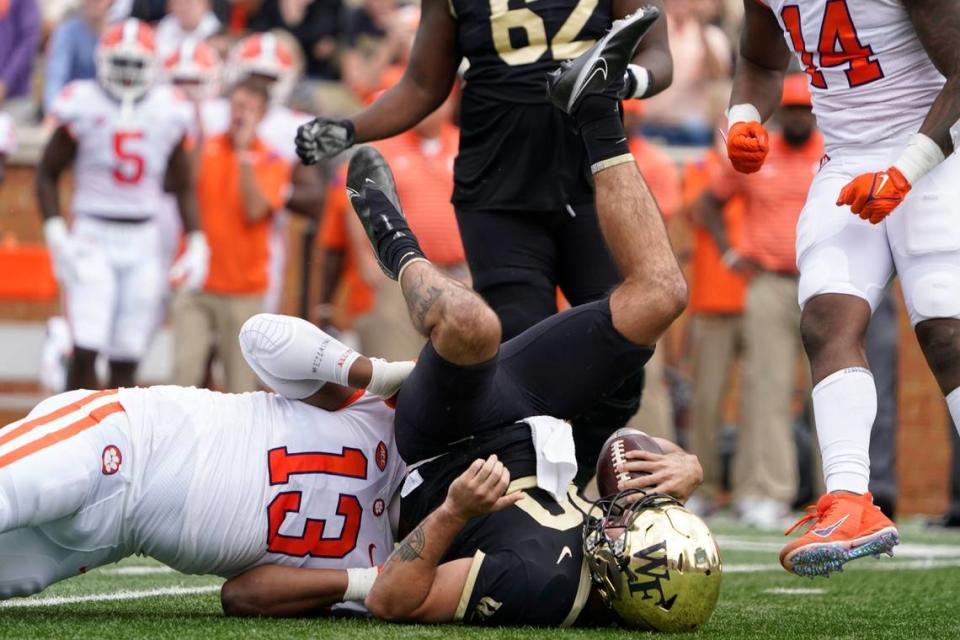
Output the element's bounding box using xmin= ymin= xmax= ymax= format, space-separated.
xmin=546 ymin=7 xmax=661 ymax=115
xmin=346 ymin=146 xmax=426 ymax=280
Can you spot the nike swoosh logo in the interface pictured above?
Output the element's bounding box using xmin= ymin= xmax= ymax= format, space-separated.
xmin=813 ymin=514 xmax=849 ymax=537
xmin=556 ymin=546 xmax=573 ymax=564
xmin=365 ymin=178 xmax=377 ymax=185
xmin=875 ymin=174 xmax=889 ymax=194
xmin=368 ymin=543 xmax=377 ymax=566
xmin=573 ymin=58 xmax=609 ymax=107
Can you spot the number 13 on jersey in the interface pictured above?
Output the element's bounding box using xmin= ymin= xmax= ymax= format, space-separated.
xmin=781 ymin=0 xmax=883 ymax=89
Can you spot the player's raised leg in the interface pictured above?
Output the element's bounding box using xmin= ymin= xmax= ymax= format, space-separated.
xmin=546 ymin=7 xmax=686 ymax=347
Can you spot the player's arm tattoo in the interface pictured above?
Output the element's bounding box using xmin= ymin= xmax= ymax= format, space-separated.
xmin=904 ymin=0 xmax=960 ymax=154
xmin=390 ymin=525 xmax=426 ymax=563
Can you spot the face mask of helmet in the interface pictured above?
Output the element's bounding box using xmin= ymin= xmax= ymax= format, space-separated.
xmin=99 ymin=52 xmax=155 ymax=101
xmin=583 ymin=490 xmax=722 ymax=632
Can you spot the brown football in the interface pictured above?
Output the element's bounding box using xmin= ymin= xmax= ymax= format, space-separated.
xmin=595 ymin=428 xmax=663 ymax=497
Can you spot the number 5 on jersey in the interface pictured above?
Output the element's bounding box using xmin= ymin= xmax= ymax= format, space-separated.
xmin=781 ymin=0 xmax=883 ymax=90
xmin=266 ymin=447 xmax=367 ymax=558
xmin=113 ymin=131 xmax=145 ymax=184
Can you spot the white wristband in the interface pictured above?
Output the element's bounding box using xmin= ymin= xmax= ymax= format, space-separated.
xmin=343 ymin=566 xmax=379 ymax=602
xmin=726 ymin=104 xmax=762 ymax=131
xmin=43 ymin=217 xmax=69 ymax=248
xmin=627 ymin=64 xmax=651 ymax=99
xmin=366 ymin=358 xmax=416 ymax=400
xmin=893 ymin=133 xmax=945 ymax=184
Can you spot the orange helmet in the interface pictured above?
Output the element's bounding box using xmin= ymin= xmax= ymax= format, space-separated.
xmin=228 ymin=32 xmax=297 ymax=103
xmin=781 ymin=73 xmax=812 ymax=107
xmin=96 ymin=18 xmax=158 ymax=101
xmin=165 ymin=39 xmax=222 ymax=100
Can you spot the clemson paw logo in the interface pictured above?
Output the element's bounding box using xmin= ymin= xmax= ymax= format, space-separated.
xmin=102 ymin=445 xmax=122 ymax=475
xmin=376 ymin=441 xmax=388 ymax=472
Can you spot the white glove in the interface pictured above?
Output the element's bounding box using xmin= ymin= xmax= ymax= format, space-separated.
xmin=43 ymin=217 xmax=79 ymax=287
xmin=169 ymin=231 xmax=210 ymax=292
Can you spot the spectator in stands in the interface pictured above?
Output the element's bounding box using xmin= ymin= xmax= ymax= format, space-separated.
xmin=340 ymin=0 xmax=415 ymax=100
xmin=684 ymin=131 xmax=747 ymax=515
xmin=172 ymin=78 xmax=291 ymax=392
xmin=698 ymin=74 xmax=822 ymax=529
xmin=641 ymin=0 xmax=730 ymax=145
xmin=250 ymin=0 xmax=343 ymax=82
xmin=622 ymin=100 xmax=682 ymax=439
xmin=155 ymin=0 xmax=221 ymax=59
xmin=43 ymin=0 xmax=113 ymax=113
xmin=0 ymin=0 xmax=41 ymax=122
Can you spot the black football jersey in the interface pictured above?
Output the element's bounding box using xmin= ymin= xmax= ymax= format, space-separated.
xmin=449 ymin=0 xmax=615 ymax=212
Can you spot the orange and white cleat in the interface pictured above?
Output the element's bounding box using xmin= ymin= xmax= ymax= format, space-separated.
xmin=780 ymin=492 xmax=899 ymax=577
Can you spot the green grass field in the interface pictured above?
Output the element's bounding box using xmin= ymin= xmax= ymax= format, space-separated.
xmin=2 ymin=519 xmax=958 ymax=640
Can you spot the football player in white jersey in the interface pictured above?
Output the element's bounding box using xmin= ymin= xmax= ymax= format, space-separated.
xmin=36 ymin=19 xmax=210 ymax=391
xmin=0 ymin=330 xmax=416 ymax=610
xmin=724 ymin=0 xmax=960 ymax=576
xmin=205 ymin=31 xmax=325 ymax=313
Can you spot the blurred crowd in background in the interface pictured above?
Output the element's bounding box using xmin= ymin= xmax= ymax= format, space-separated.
xmin=0 ymin=0 xmax=958 ymax=527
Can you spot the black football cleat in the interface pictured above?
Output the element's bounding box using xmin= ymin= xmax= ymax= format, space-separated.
xmin=546 ymin=6 xmax=661 ymax=114
xmin=346 ymin=146 xmax=425 ymax=280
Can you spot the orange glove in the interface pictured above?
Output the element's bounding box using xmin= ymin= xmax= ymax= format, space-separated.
xmin=836 ymin=166 xmax=912 ymax=225
xmin=726 ymin=121 xmax=769 ymax=174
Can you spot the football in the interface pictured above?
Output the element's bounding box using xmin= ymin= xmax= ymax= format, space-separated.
xmin=596 ymin=428 xmax=663 ymax=497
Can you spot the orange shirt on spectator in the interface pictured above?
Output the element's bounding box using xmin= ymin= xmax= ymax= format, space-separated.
xmin=709 ymin=132 xmax=823 ymax=273
xmin=199 ymin=134 xmax=291 ymax=295
xmin=374 ymin=124 xmax=465 ymax=266
xmin=630 ymin=137 xmax=681 ymax=218
xmin=686 ymin=149 xmax=747 ymax=314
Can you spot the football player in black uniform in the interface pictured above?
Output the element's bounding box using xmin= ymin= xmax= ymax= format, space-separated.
xmin=296 ymin=0 xmax=674 ymax=484
xmin=280 ymin=19 xmax=706 ymax=626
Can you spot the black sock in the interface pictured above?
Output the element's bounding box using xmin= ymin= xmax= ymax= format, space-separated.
xmin=368 ymin=189 xmax=425 ymax=275
xmin=575 ymin=95 xmax=631 ymax=173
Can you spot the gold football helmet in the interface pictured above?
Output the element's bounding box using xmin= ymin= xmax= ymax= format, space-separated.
xmin=583 ymin=491 xmax=722 ymax=632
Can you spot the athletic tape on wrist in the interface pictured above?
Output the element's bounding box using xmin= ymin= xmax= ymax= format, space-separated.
xmin=590 ymin=153 xmax=634 ymax=175
xmin=893 ymin=133 xmax=945 ymax=184
xmin=726 ymin=104 xmax=762 ymax=131
xmin=627 ymin=64 xmax=651 ymax=99
xmin=343 ymin=566 xmax=380 ymax=602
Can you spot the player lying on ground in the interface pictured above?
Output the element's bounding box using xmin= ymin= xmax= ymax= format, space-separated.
xmin=0 ymin=346 xmax=415 ymax=607
xmin=726 ymin=0 xmax=960 ymax=576
xmin=228 ymin=13 xmax=720 ymax=630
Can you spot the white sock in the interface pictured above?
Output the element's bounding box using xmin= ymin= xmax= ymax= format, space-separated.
xmin=947 ymin=388 xmax=960 ymax=438
xmin=366 ymin=358 xmax=416 ymax=400
xmin=239 ymin=314 xmax=360 ymax=399
xmin=812 ymin=367 xmax=877 ymax=494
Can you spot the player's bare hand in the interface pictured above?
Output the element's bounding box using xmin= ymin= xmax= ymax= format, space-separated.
xmin=444 ymin=455 xmax=523 ymax=522
xmin=616 ymin=449 xmax=703 ymax=503
xmin=837 ymin=167 xmax=911 ymax=225
xmin=295 ymin=117 xmax=355 ymax=165
xmin=726 ymin=121 xmax=769 ymax=173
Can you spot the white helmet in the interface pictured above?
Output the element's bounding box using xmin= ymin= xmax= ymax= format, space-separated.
xmin=165 ymin=39 xmax=222 ymax=101
xmin=228 ymin=31 xmax=297 ymax=104
xmin=95 ymin=18 xmax=158 ymax=102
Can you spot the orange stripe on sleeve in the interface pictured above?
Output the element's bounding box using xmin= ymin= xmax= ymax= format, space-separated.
xmin=0 ymin=390 xmax=117 ymax=448
xmin=0 ymin=402 xmax=125 ymax=469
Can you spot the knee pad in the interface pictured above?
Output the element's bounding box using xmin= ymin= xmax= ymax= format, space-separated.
xmin=907 ymin=271 xmax=960 ymax=324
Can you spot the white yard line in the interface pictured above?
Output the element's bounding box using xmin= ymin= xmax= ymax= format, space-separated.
xmin=100 ymin=566 xmax=176 ymax=577
xmin=0 ymin=585 xmax=221 ymax=608
xmin=764 ymin=588 xmax=828 ymax=595
xmin=725 ymin=558 xmax=960 ymax=573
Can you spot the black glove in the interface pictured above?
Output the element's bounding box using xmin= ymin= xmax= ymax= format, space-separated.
xmin=295 ymin=118 xmax=356 ymax=165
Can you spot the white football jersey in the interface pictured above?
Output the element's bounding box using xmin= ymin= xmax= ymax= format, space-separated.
xmin=201 ymin=98 xmax=312 ymax=163
xmin=758 ymin=0 xmax=944 ymax=154
xmin=118 ymin=386 xmax=405 ymax=579
xmin=50 ymin=81 xmax=193 ymax=219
